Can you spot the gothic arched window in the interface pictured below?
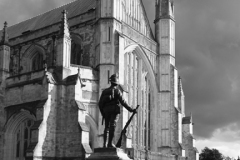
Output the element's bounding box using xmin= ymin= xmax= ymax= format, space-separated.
xmin=124 ymin=52 xmax=152 ymax=151
xmin=71 ymin=35 xmax=92 ymax=67
xmin=31 ymin=51 xmax=43 ymax=71
xmin=15 ymin=119 xmax=33 ymax=159
xmin=22 ymin=44 xmax=45 ymax=73
xmin=71 ymin=41 xmax=82 ymax=65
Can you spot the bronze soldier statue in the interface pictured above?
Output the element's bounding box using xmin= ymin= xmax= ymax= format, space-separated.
xmin=99 ymin=74 xmax=136 ymax=148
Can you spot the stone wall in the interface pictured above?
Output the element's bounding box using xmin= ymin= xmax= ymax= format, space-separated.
xmin=0 ymin=89 xmax=4 ymax=160
xmin=4 ymin=70 xmax=47 ymax=107
xmin=34 ymin=84 xmax=83 ymax=159
xmin=9 ymin=24 xmax=96 ymax=77
xmin=182 ymin=129 xmax=198 ymax=160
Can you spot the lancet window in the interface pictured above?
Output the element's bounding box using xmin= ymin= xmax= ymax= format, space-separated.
xmin=15 ymin=119 xmax=33 ymax=159
xmin=31 ymin=51 xmax=43 ymax=71
xmin=70 ymin=34 xmax=94 ymax=67
xmin=71 ymin=41 xmax=83 ymax=65
xmin=124 ymin=52 xmax=152 ymax=150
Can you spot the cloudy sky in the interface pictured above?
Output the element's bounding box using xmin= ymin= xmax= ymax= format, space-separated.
xmin=143 ymin=0 xmax=240 ymax=158
xmin=1 ymin=0 xmax=240 ymax=158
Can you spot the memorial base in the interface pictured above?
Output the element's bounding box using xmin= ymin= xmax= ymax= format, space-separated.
xmin=86 ymin=148 xmax=132 ymax=160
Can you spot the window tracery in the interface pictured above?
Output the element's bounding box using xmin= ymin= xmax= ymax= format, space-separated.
xmin=15 ymin=119 xmax=33 ymax=159
xmin=19 ymin=44 xmax=46 ymax=73
xmin=124 ymin=52 xmax=152 ymax=150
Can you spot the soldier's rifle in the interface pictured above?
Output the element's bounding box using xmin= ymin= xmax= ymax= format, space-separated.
xmin=116 ymin=105 xmax=140 ymax=148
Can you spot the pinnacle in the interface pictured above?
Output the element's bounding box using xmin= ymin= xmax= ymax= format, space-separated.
xmin=59 ymin=10 xmax=70 ymax=37
xmin=0 ymin=21 xmax=9 ymax=45
xmin=4 ymin=21 xmax=7 ymax=28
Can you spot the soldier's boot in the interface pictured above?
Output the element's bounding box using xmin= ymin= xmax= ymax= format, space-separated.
xmin=107 ymin=128 xmax=116 ymax=148
xmin=103 ymin=130 xmax=108 ymax=148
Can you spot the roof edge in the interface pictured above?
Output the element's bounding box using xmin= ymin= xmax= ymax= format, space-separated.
xmin=4 ymin=0 xmax=78 ymax=29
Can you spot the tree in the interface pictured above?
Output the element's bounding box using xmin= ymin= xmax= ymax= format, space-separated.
xmin=199 ymin=147 xmax=224 ymax=160
xmin=223 ymin=156 xmax=232 ymax=160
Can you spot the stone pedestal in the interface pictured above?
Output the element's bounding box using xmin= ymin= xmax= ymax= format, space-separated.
xmin=87 ymin=148 xmax=132 ymax=160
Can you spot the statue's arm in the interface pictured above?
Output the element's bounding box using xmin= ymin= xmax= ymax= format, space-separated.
xmin=116 ymin=89 xmax=134 ymax=112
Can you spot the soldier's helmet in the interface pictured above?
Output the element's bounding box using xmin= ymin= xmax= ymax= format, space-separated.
xmin=109 ymin=74 xmax=119 ymax=84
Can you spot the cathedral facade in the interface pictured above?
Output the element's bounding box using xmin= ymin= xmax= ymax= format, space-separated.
xmin=0 ymin=0 xmax=198 ymax=160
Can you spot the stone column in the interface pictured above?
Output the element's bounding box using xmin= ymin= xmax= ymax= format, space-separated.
xmin=55 ymin=10 xmax=71 ymax=80
xmin=33 ymin=10 xmax=84 ymax=160
xmin=0 ymin=21 xmax=10 ymax=82
xmin=155 ymin=0 xmax=181 ymax=155
xmin=0 ymin=21 xmax=10 ymax=160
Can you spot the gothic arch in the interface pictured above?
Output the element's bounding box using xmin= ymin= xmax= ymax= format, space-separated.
xmin=123 ymin=44 xmax=158 ymax=151
xmin=70 ymin=33 xmax=84 ymax=65
xmin=22 ymin=44 xmax=46 ymax=72
xmin=71 ymin=33 xmax=83 ymax=45
xmin=3 ymin=110 xmax=36 ymax=160
xmin=124 ymin=44 xmax=159 ymax=92
xmin=85 ymin=114 xmax=98 ymax=149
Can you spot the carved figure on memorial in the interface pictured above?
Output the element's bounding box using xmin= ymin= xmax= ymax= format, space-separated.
xmin=99 ymin=74 xmax=137 ymax=148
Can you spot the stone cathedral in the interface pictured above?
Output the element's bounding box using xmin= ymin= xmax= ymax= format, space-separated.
xmin=0 ymin=0 xmax=199 ymax=160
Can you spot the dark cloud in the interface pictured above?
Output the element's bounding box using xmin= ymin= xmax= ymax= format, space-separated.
xmin=143 ymin=0 xmax=240 ymax=139
xmin=174 ymin=0 xmax=240 ymax=139
xmin=1 ymin=0 xmax=240 ymax=141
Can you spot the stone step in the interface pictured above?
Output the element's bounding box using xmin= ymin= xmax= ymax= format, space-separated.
xmin=86 ymin=148 xmax=132 ymax=160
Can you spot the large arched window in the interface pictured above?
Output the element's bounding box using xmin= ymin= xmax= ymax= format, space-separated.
xmin=124 ymin=52 xmax=152 ymax=150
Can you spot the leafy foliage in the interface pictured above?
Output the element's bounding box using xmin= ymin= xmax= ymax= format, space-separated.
xmin=199 ymin=147 xmax=224 ymax=160
xmin=223 ymin=156 xmax=232 ymax=160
